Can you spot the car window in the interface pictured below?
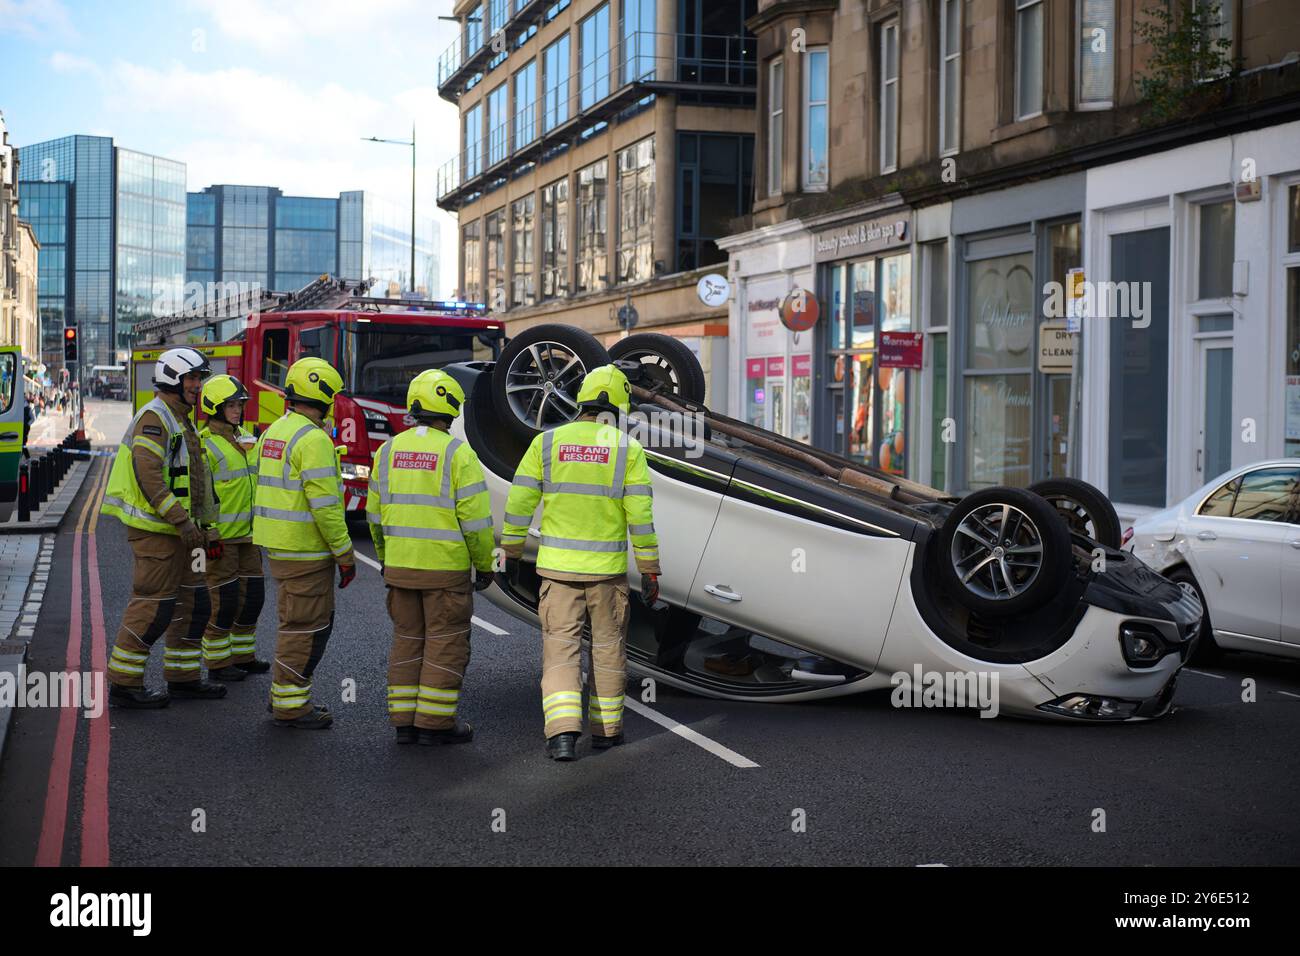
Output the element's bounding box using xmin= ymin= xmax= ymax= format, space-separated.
xmin=1230 ymin=468 xmax=1298 ymax=522
xmin=1198 ymin=477 xmax=1238 ymax=517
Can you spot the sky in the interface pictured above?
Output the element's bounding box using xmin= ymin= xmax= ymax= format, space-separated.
xmin=0 ymin=0 xmax=465 ymax=296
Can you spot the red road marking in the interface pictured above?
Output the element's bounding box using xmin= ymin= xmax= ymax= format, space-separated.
xmin=81 ymin=532 xmax=110 ymax=866
xmin=34 ymin=533 xmax=82 ymax=867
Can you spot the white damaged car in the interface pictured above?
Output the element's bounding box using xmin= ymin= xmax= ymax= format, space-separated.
xmin=443 ymin=325 xmax=1202 ymax=722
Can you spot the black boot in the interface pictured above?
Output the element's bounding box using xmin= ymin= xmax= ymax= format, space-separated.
xmin=234 ymin=659 xmax=270 ymax=674
xmin=109 ymin=684 xmax=170 ymax=709
xmin=591 ymin=733 xmax=624 ymax=750
xmin=395 ymin=726 xmax=419 ymax=745
xmin=418 ymin=719 xmax=473 ymax=746
xmin=273 ymin=705 xmax=333 ymax=729
xmin=209 ymin=666 xmax=247 ymax=682
xmin=167 ymin=679 xmax=228 ymax=699
xmin=546 ymin=732 xmax=579 ymax=761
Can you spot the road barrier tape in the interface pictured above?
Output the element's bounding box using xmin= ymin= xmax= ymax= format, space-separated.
xmin=58 ymin=448 xmax=116 ymax=458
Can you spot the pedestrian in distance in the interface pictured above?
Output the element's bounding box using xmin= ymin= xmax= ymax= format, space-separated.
xmin=252 ymin=357 xmax=355 ymax=729
xmin=102 ymin=347 xmax=226 ymax=708
xmin=197 ymin=374 xmax=271 ymax=682
xmin=501 ymin=364 xmax=661 ymax=762
xmin=366 ymin=369 xmax=495 ymax=746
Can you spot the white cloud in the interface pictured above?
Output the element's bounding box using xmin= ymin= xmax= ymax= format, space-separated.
xmin=48 ymin=50 xmax=100 ymax=76
xmin=186 ymin=0 xmax=424 ymax=53
xmin=0 ymin=0 xmax=76 ymax=40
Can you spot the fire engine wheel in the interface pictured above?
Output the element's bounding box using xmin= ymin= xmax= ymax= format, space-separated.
xmin=492 ymin=324 xmax=611 ymax=440
xmin=1027 ymin=477 xmax=1122 ymax=549
xmin=936 ymin=487 xmax=1072 ymax=618
xmin=608 ymin=333 xmax=707 ymax=403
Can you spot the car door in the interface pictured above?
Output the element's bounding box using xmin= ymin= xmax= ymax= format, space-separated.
xmin=1280 ymin=479 xmax=1300 ymax=646
xmin=686 ymin=455 xmax=917 ymax=673
xmin=1183 ymin=466 xmax=1296 ymax=641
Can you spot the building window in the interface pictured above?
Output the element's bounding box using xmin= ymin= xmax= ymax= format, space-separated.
xmin=487 ymin=83 xmax=509 ymax=166
xmin=677 ymin=131 xmax=754 ymax=272
xmin=488 ymin=0 xmax=507 ymax=37
xmin=767 ymin=58 xmax=783 ymax=197
xmin=512 ymin=195 xmax=536 ymax=308
xmin=1015 ymin=0 xmax=1044 ymax=120
xmin=464 ymin=103 xmax=483 ymax=179
xmin=803 ymin=48 xmax=828 ymax=190
xmin=485 ymin=208 xmax=505 ymax=312
xmin=939 ymin=0 xmax=961 ymax=153
xmin=515 ymin=60 xmax=538 ymax=149
xmin=616 ymin=137 xmax=655 ymax=285
xmin=576 ymin=159 xmax=608 ymax=293
xmin=466 ymin=4 xmax=483 ymax=54
xmin=1197 ymin=199 xmax=1234 ymax=299
xmin=463 ymin=220 xmax=482 ymax=304
xmin=541 ymin=178 xmax=569 ymax=299
xmin=543 ymin=34 xmax=571 ymax=132
xmin=1077 ymin=0 xmax=1115 ymax=108
xmin=879 ymin=21 xmax=899 ymax=173
xmin=620 ymin=0 xmax=656 ymax=83
xmin=1194 ymin=0 xmax=1234 ymax=78
xmin=580 ymin=4 xmax=611 ymax=110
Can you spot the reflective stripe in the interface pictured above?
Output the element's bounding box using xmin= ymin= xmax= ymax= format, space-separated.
xmin=539 ymin=535 xmax=627 ymax=553
xmin=628 ymin=523 xmax=655 ymax=535
xmin=257 ymin=475 xmax=302 ymax=490
xmin=108 ymin=660 xmax=145 ymax=675
xmin=416 ymin=702 xmax=457 ymax=715
xmin=543 ymin=481 xmax=620 ymax=497
xmin=216 ymin=513 xmax=249 ymax=525
xmin=133 ymin=435 xmax=165 ymax=458
xmin=386 ymin=492 xmax=455 ymax=508
xmin=443 ymin=440 xmax=461 ymax=499
xmin=513 ymin=475 xmax=542 ymax=490
xmin=212 ymin=468 xmax=249 ymax=481
xmin=388 ymin=701 xmax=418 ymax=712
xmin=543 ymin=691 xmax=581 ymax=706
xmin=541 ymin=431 xmax=553 ymax=485
xmin=456 ymin=481 xmax=487 ymax=500
xmin=102 ymin=495 xmax=174 ymax=530
xmin=280 ymin=424 xmax=316 ymax=481
xmin=299 ymin=466 xmax=336 ymax=480
xmin=268 ymin=549 xmax=332 ymax=559
xmin=165 ymin=648 xmax=202 ymax=659
xmin=158 ymin=493 xmax=180 ymax=514
xmin=112 ymin=647 xmax=149 ymax=662
xmin=330 ymin=540 xmax=352 ymax=557
xmin=387 ymin=686 xmax=419 ymax=697
xmin=381 ymin=526 xmax=466 ymax=541
xmin=366 ymin=511 xmax=382 ymax=524
xmin=458 ymin=516 xmax=494 ymax=532
xmin=625 ymin=484 xmax=653 ymax=497
xmin=418 ymin=687 xmax=460 ymax=701
xmin=254 ymin=505 xmax=314 ymax=522
xmin=611 ymin=432 xmax=629 ymax=495
xmin=504 ymin=511 xmax=533 ymax=526
xmin=308 ymin=495 xmax=339 ymax=508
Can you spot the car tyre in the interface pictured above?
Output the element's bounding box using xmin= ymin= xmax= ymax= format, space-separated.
xmin=608 ymin=333 xmax=707 ymax=403
xmin=1167 ymin=566 xmax=1221 ymax=663
xmin=936 ymin=486 xmax=1072 ymax=617
xmin=492 ymin=324 xmax=611 ymax=440
xmin=1028 ymin=477 xmax=1122 ymax=549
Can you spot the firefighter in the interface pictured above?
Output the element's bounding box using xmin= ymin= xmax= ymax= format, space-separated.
xmin=198 ymin=374 xmax=270 ymax=680
xmin=501 ymin=364 xmax=661 ymax=761
xmin=252 ymin=357 xmax=356 ymax=729
xmin=366 ymin=369 xmax=495 ymax=745
xmin=102 ymin=347 xmax=226 ymax=707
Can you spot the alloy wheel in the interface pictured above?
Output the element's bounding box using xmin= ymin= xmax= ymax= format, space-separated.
xmin=949 ymin=503 xmax=1046 ymax=601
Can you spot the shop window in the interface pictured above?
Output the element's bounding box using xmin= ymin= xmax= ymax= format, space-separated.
xmin=1015 ymin=0 xmax=1044 ymax=120
xmin=803 ymin=48 xmax=828 ymax=190
xmin=1198 ymin=199 xmax=1234 ymax=299
xmin=677 ymin=132 xmax=754 ymax=272
xmin=1077 ymin=0 xmax=1115 ymax=108
xmin=541 ymin=179 xmax=569 ymax=299
xmin=616 ymin=137 xmax=655 ymax=285
xmin=939 ymin=0 xmax=961 ymax=153
xmin=879 ymin=21 xmax=899 ymax=173
xmin=512 ymin=195 xmax=536 ymax=308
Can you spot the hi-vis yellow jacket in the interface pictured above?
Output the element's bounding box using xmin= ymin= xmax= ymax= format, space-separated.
xmin=501 ymin=418 xmax=659 ymax=577
xmin=201 ymin=421 xmax=256 ymax=541
xmin=251 ymin=410 xmax=354 ymax=564
xmin=365 ymin=425 xmax=495 ymax=572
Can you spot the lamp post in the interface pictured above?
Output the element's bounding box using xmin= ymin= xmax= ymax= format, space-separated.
xmin=362 ymin=126 xmax=418 ymax=296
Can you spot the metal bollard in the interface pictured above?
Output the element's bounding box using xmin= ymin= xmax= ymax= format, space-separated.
xmin=40 ymin=455 xmax=52 ymax=502
xmin=17 ymin=462 xmax=30 ymax=522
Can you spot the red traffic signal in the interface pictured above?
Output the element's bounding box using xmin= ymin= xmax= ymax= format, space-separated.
xmin=63 ymin=326 xmax=78 ymax=361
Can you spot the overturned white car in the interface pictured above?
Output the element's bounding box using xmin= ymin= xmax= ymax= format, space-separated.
xmin=445 ymin=325 xmax=1201 ymax=722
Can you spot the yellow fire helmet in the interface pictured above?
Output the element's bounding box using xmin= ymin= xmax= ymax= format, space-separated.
xmin=284 ymin=357 xmax=344 ymax=410
xmin=407 ymin=368 xmax=466 ymax=419
xmin=199 ymin=374 xmax=250 ymax=417
xmin=576 ymin=364 xmax=632 ymax=413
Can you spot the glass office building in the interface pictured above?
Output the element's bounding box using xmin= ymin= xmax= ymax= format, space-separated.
xmin=187 ymin=185 xmax=439 ymax=303
xmin=17 ymin=135 xmax=186 ymax=377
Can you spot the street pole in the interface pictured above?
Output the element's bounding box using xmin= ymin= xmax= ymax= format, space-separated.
xmin=411 ymin=123 xmax=417 ymax=296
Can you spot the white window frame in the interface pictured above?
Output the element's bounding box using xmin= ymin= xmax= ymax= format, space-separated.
xmin=802 ymin=46 xmax=829 ymax=192
xmin=1075 ymin=0 xmax=1115 ymax=111
xmin=880 ymin=20 xmax=899 ymax=174
xmin=1015 ymin=0 xmax=1044 ymax=121
xmin=939 ymin=0 xmax=961 ymax=155
xmin=768 ymin=57 xmax=784 ymax=197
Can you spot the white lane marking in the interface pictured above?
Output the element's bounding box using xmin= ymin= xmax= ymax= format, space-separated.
xmin=1184 ymin=668 xmax=1226 ymax=680
xmin=623 ymin=698 xmax=759 ymax=769
xmin=1277 ymin=691 xmax=1300 ymax=700
xmin=917 ymin=863 xmax=949 ymax=867
xmin=351 ymin=549 xmax=510 ymax=635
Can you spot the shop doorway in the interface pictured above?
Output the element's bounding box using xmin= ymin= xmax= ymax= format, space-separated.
xmin=1196 ymin=336 xmax=1234 ymax=483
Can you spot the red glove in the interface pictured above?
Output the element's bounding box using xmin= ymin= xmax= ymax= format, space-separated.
xmin=205 ymin=540 xmax=224 ymax=561
xmin=640 ymin=573 xmax=659 ymax=606
xmin=338 ymin=564 xmax=356 ymax=589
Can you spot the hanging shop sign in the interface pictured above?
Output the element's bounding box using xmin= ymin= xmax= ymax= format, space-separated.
xmin=779 ymin=288 xmax=819 ymax=332
xmin=697 ymin=273 xmax=731 ymax=307
xmin=1037 ymin=321 xmax=1077 ymax=373
xmin=813 ymin=211 xmax=911 ymax=263
xmin=879 ymin=331 xmax=924 ymax=370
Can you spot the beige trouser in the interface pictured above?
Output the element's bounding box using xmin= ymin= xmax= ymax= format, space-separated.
xmin=108 ymin=529 xmax=210 ymax=687
xmin=201 ymin=542 xmax=265 ymax=668
xmin=385 ymin=583 xmax=473 ymax=730
xmin=538 ymin=577 xmax=629 ymax=739
xmin=268 ymin=558 xmax=335 ymax=719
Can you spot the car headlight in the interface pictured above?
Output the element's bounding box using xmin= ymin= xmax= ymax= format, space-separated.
xmin=1120 ymin=623 xmax=1168 ymax=667
xmin=1038 ymin=694 xmax=1140 ymax=720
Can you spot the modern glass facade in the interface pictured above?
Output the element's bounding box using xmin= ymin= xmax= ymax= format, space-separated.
xmin=18 ymin=135 xmax=186 ymax=376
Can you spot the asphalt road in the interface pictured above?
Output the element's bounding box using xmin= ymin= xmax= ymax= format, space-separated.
xmin=2 ymin=417 xmax=1299 ymax=866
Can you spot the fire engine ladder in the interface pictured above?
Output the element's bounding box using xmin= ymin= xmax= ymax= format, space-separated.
xmin=131 ymin=274 xmax=375 ymax=345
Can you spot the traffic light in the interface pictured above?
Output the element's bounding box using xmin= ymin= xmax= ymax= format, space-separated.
xmin=63 ymin=326 xmax=78 ymax=362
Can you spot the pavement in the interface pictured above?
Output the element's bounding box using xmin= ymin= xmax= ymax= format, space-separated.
xmin=1 ymin=443 xmax=1298 ymax=866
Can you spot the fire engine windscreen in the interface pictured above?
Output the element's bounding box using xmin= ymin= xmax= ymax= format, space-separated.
xmin=341 ymin=324 xmax=492 ymax=401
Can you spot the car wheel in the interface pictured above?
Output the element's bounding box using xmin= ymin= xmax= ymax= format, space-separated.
xmin=936 ymin=486 xmax=1072 ymax=617
xmin=1167 ymin=567 xmax=1221 ymax=663
xmin=491 ymin=324 xmax=611 ymax=440
xmin=608 ymin=333 xmax=707 ymax=403
xmin=1027 ymin=477 xmax=1122 ymax=549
